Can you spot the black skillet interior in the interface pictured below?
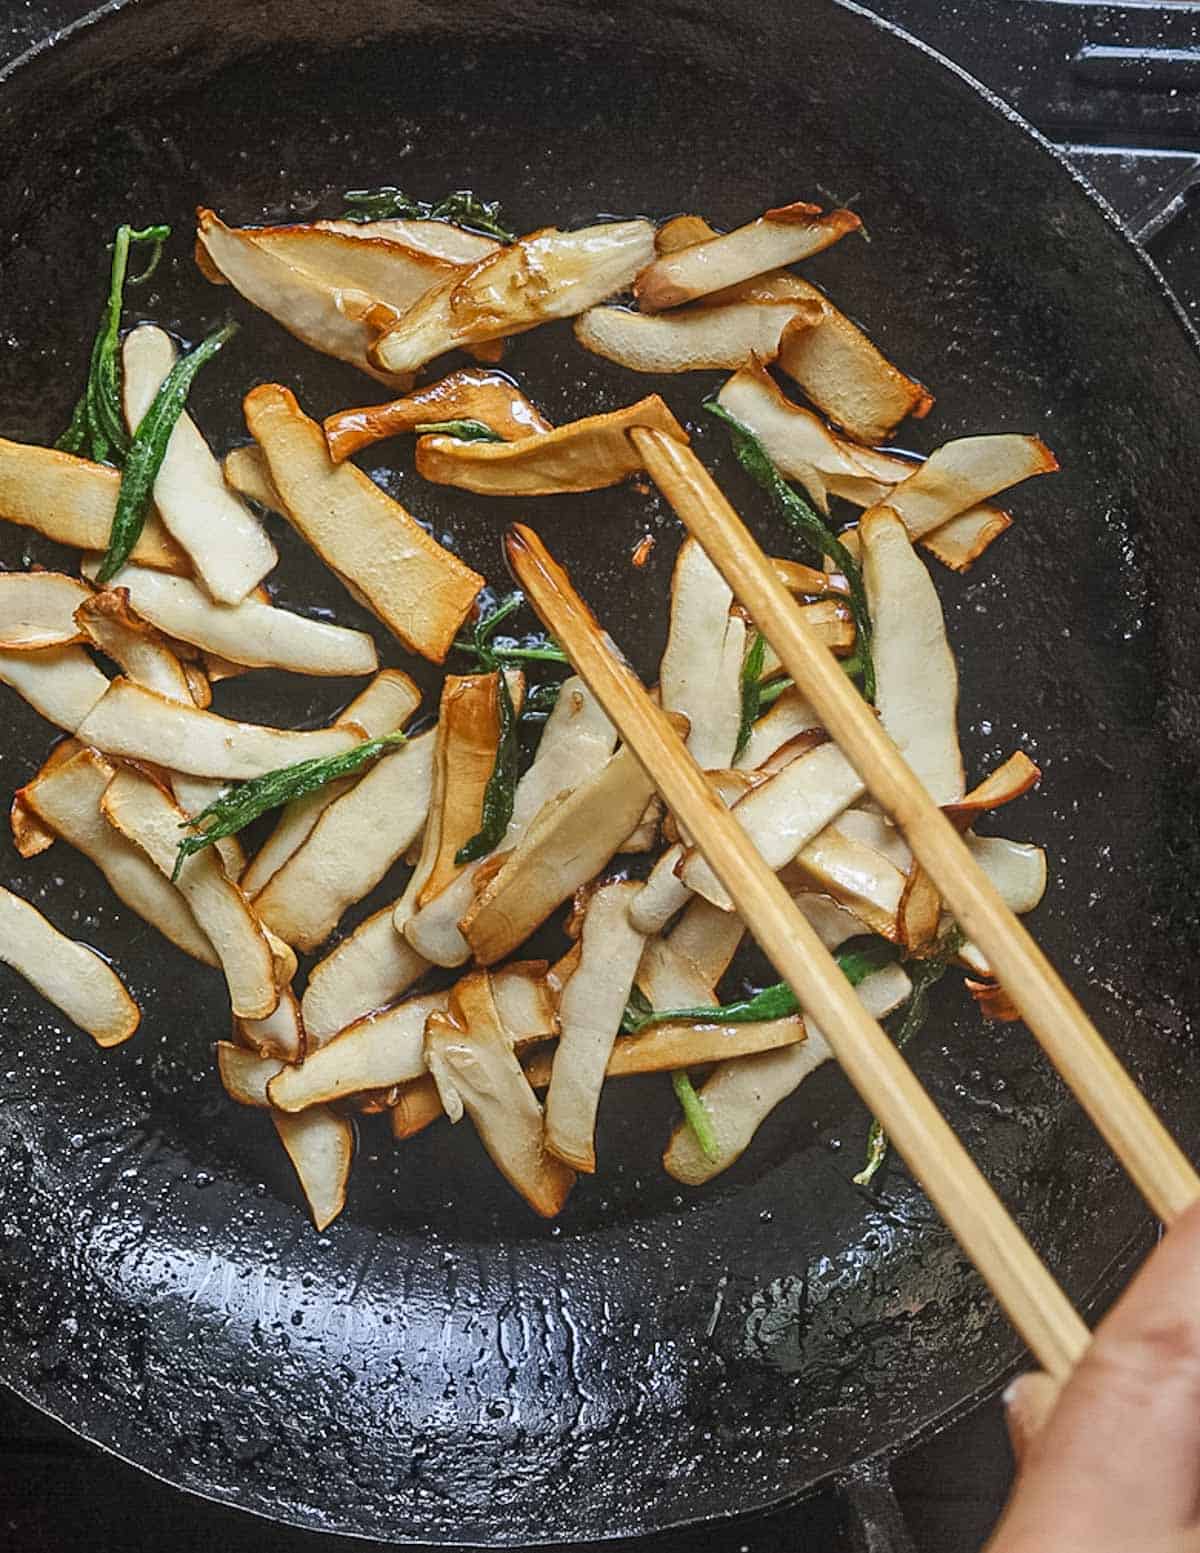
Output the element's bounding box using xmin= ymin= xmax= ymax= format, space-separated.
xmin=0 ymin=0 xmax=1199 ymax=1543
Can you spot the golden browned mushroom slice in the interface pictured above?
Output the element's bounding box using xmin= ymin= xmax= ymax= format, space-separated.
xmin=301 ymin=904 xmax=431 ymax=1048
xmin=415 ymin=396 xmax=688 ymax=495
xmin=253 ymin=729 xmax=434 ymax=952
xmin=79 ymin=561 xmax=377 ymax=677
xmin=680 ymin=741 xmax=866 ymax=910
xmin=324 ymin=368 xmax=552 ymax=462
xmin=268 ymin=990 xmax=450 ymax=1111
xmin=789 ymin=825 xmax=908 ymax=939
xmin=101 ymin=767 xmax=279 ymax=1019
xmin=573 ymin=298 xmax=821 ymax=374
xmin=195 ymin=209 xmax=413 ymax=387
xmin=20 ymin=747 xmax=216 ymax=964
xmin=861 ymin=507 xmax=964 ymax=804
xmin=403 ymin=675 xmax=617 ymax=967
xmin=0 ymin=572 xmax=92 ymax=650
xmin=10 ymin=737 xmax=80 ymax=858
xmin=660 ymin=537 xmax=746 ymax=770
xmin=771 ymin=556 xmax=848 ymax=596
xmin=76 ymin=679 xmax=362 ymax=780
xmin=222 ymin=444 xmax=285 ymax=512
xmin=243 ymin=384 xmax=483 ymax=662
xmin=241 ymin=670 xmax=421 ymax=897
xmin=637 ymin=200 xmax=860 ymax=311
xmin=121 ymin=326 xmax=276 ymax=604
xmin=312 ymin=217 xmax=500 ymax=264
xmin=663 ymin=900 xmax=912 ymax=1185
xmin=217 ymin=1041 xmax=284 ymax=1106
xmin=776 ymin=308 xmax=934 ymax=446
xmin=527 ymin=1016 xmax=806 ymax=1088
xmin=0 ymin=644 xmax=109 ymax=732
xmin=734 ymin=686 xmax=822 ymax=771
xmin=460 ymin=739 xmax=665 ymax=966
xmin=755 ymin=598 xmax=856 ymax=670
xmin=271 ymin=1106 xmax=354 ymax=1231
xmin=0 ymin=884 xmax=139 ymax=1046
xmin=371 ymin=220 xmax=656 ymax=375
xmin=0 ymin=438 xmax=185 ymax=571
xmin=861 ymin=434 xmax=1058 ymax=545
xmin=426 ymin=972 xmax=575 ymax=1217
xmin=544 ymin=881 xmax=647 ymax=1172
xmin=236 ymin=983 xmax=304 ymax=1064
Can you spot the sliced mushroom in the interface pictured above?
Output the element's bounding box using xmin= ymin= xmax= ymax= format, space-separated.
xmin=415 ymin=395 xmax=689 ymax=495
xmin=574 ymin=298 xmax=820 ymax=374
xmin=371 ymin=220 xmax=656 ymax=374
xmin=0 ymin=883 xmax=139 ymax=1046
xmin=195 ymin=208 xmax=412 ymax=386
xmin=544 ymin=881 xmax=647 ymax=1172
xmin=680 ymin=741 xmax=866 ymax=910
xmin=235 ymin=982 xmax=304 ymax=1064
xmin=216 ymin=1041 xmax=284 ymax=1106
xmin=268 ymin=991 xmax=449 ymax=1112
xmin=10 ymin=736 xmax=80 ymax=858
xmin=660 ymin=538 xmax=746 ymax=770
xmin=0 ymin=644 xmax=109 ymax=732
xmin=460 ymin=740 xmax=663 ymax=966
xmin=776 ymin=306 xmax=933 ymax=446
xmin=756 ymin=599 xmax=856 ymax=670
xmin=222 ymin=444 xmax=285 ymax=512
xmin=271 ymin=1106 xmax=355 ymax=1231
xmin=425 ymin=972 xmax=575 ymax=1217
xmin=862 ymin=434 xmax=1058 ymax=544
xmin=0 ymin=572 xmax=92 ymax=650
xmin=301 ymin=903 xmax=431 ymax=1049
xmin=0 ymin=437 xmax=185 ymax=571
xmin=100 ymin=768 xmax=279 ymax=1019
xmin=243 ymin=384 xmax=483 ymax=663
xmin=965 ymin=835 xmax=1048 ymax=918
xmin=313 ymin=217 xmax=500 ymax=264
xmin=861 ymin=507 xmax=963 ymax=804
xmin=629 ymin=845 xmax=692 ymax=935
xmin=80 ymin=561 xmax=377 ymax=677
xmin=253 ymin=729 xmax=434 ymax=952
xmin=76 ymin=678 xmax=362 ymax=780
xmin=324 ymin=367 xmax=552 ymax=462
xmin=734 ymin=686 xmax=822 ymax=771
xmin=789 ymin=825 xmax=908 ymax=939
xmin=665 ymin=895 xmax=746 ymax=986
xmin=20 ymin=747 xmax=216 ymax=964
xmin=121 ymin=325 xmax=277 ymax=604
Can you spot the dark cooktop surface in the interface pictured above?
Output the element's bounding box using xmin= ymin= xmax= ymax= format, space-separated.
xmin=0 ymin=3 xmax=1196 ymax=1551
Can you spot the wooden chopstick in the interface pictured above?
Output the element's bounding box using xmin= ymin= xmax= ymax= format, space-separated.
xmin=506 ymin=522 xmax=1090 ymax=1380
xmin=629 ymin=424 xmax=1200 ymax=1225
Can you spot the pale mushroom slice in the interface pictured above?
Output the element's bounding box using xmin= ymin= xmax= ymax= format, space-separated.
xmin=271 ymin=1106 xmax=355 ymax=1231
xmin=10 ymin=736 xmax=80 ymax=858
xmin=665 ymin=896 xmax=747 ymax=986
xmin=76 ymin=679 xmax=361 ymax=780
xmin=0 ymin=572 xmax=92 ymax=650
xmin=195 ymin=208 xmax=411 ymax=386
xmin=236 ymin=983 xmax=304 ymax=1064
xmin=544 ymin=881 xmax=647 ymax=1173
xmin=919 ymin=505 xmax=1014 ymax=574
xmin=216 ymin=1041 xmax=284 ymax=1106
xmin=20 ymin=747 xmax=216 ymax=965
xmin=734 ymin=686 xmax=822 ymax=772
xmin=637 ymin=200 xmax=860 ymax=311
xmin=324 ymin=368 xmax=552 ymax=462
xmin=403 ymin=675 xmax=617 ymax=967
xmin=253 ymin=729 xmax=435 ymax=952
xmin=425 ymin=972 xmax=575 ymax=1218
xmin=121 ymin=325 xmax=277 ymax=603
xmin=629 ymin=844 xmax=692 ymax=936
xmin=754 ymin=600 xmax=855 ymax=675
xmin=776 ymin=306 xmax=934 ymax=446
xmin=660 ymin=537 xmax=746 ymax=770
xmin=314 ymin=217 xmax=500 ymax=264
xmin=573 ymin=299 xmax=820 ymax=374
xmin=790 ymin=825 xmax=908 ymax=940
xmin=268 ymin=991 xmax=449 ymax=1112
xmin=956 ymin=835 xmax=1049 ymax=976
xmin=680 ymin=741 xmax=866 ymax=910
xmin=0 ymin=884 xmax=139 ymax=1046
xmin=244 ymin=384 xmax=483 ymax=663
xmin=0 ymin=644 xmax=109 ymax=732
xmin=241 ymin=669 xmax=421 ymax=897
xmin=861 ymin=507 xmax=964 ymax=804
xmin=460 ymin=740 xmax=663 ymax=966
xmin=0 ymin=438 xmax=185 ymax=571
xmin=222 ymin=444 xmax=285 ymax=512
xmin=371 ymin=220 xmax=656 ymax=374
xmin=101 ymin=768 xmax=279 ymax=1019
xmin=861 ymin=434 xmax=1058 ymax=544
xmin=302 ymin=903 xmax=431 ymax=1049
xmin=415 ymin=396 xmax=689 ymax=495
xmin=80 ymin=561 xmax=378 ymax=677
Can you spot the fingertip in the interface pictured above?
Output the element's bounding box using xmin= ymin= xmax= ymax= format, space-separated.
xmin=1003 ymin=1371 xmax=1060 ymax=1463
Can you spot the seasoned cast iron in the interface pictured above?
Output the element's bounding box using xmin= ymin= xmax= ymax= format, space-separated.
xmin=0 ymin=0 xmax=1198 ymax=1543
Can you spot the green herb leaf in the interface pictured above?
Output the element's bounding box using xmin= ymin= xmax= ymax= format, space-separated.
xmin=455 ymin=670 xmax=520 ymax=864
xmin=413 ymin=418 xmax=506 ymax=443
xmin=453 ymin=593 xmax=571 ymax=670
xmin=341 ymin=186 xmax=516 ymax=243
xmin=756 ymin=674 xmax=793 ymax=709
xmin=172 ymin=730 xmax=408 ymax=880
xmin=521 ymin=681 xmax=563 ymax=724
xmin=57 ymin=223 xmax=172 ymax=466
xmin=852 ymin=926 xmax=966 ymax=1187
xmin=95 ymin=321 xmax=237 ymax=584
xmin=672 ymin=1070 xmax=720 ymax=1162
xmin=705 ymin=399 xmax=876 ymax=702
xmin=734 ymin=631 xmax=767 ymax=761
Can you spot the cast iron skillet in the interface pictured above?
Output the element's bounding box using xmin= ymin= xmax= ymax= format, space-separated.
xmin=0 ymin=0 xmax=1199 ymax=1545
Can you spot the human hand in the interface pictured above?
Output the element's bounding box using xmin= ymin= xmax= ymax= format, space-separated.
xmin=986 ymin=1200 xmax=1200 ymax=1551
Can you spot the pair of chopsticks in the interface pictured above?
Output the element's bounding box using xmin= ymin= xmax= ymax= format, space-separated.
xmin=506 ymin=426 xmax=1200 ymax=1382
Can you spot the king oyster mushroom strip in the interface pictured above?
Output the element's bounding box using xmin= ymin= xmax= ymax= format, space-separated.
xmin=10 ymin=737 xmax=80 ymax=859
xmin=324 ymin=367 xmax=553 ymax=462
xmin=271 ymin=1107 xmax=355 ymax=1232
xmin=0 ymin=572 xmax=92 ymax=650
xmin=0 ymin=642 xmax=110 ymax=733
xmin=311 ymin=216 xmax=500 ymax=263
xmin=574 ymin=298 xmax=823 ymax=376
